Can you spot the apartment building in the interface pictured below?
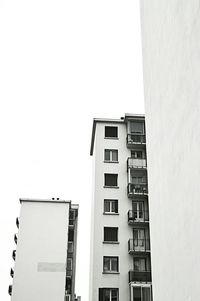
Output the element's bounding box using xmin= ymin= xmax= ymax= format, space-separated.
xmin=8 ymin=198 xmax=79 ymax=301
xmin=90 ymin=114 xmax=153 ymax=301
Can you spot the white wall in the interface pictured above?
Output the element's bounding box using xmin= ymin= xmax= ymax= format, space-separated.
xmin=140 ymin=1 xmax=200 ymax=300
xmin=11 ymin=201 xmax=69 ymax=301
xmin=90 ymin=121 xmax=133 ymax=301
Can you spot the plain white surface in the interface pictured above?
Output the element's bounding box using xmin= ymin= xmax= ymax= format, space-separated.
xmin=140 ymin=1 xmax=200 ymax=300
xmin=0 ymin=1 xmax=144 ymax=300
xmin=11 ymin=201 xmax=69 ymax=301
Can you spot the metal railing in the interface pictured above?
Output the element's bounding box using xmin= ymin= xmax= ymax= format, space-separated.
xmin=128 ymin=210 xmax=149 ymax=223
xmin=129 ymin=270 xmax=152 ymax=282
xmin=128 ymin=239 xmax=150 ymax=253
xmin=127 ymin=133 xmax=146 ymax=144
xmin=127 ymin=183 xmax=148 ymax=196
xmin=127 ymin=158 xmax=147 ymax=169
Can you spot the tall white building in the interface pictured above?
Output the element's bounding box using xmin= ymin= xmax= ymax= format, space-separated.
xmin=9 ymin=198 xmax=79 ymax=301
xmin=90 ymin=114 xmax=153 ymax=301
xmin=140 ymin=1 xmax=200 ymax=300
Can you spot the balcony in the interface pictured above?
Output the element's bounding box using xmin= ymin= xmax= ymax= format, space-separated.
xmin=10 ymin=268 xmax=14 ymax=278
xmin=14 ymin=233 xmax=18 ymax=244
xmin=127 ymin=133 xmax=146 ymax=147
xmin=129 ymin=270 xmax=152 ymax=283
xmin=128 ymin=210 xmax=149 ymax=224
xmin=127 ymin=158 xmax=147 ymax=170
xmin=8 ymin=285 xmax=12 ymax=296
xmin=128 ymin=239 xmax=150 ymax=254
xmin=127 ymin=183 xmax=148 ymax=198
xmin=12 ymin=250 xmax=16 ymax=261
xmin=16 ymin=217 xmax=19 ymax=228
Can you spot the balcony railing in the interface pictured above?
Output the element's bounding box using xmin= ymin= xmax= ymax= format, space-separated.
xmin=127 ymin=133 xmax=146 ymax=145
xmin=128 ymin=210 xmax=149 ymax=224
xmin=128 ymin=239 xmax=150 ymax=254
xmin=129 ymin=270 xmax=152 ymax=283
xmin=127 ymin=158 xmax=147 ymax=169
xmin=127 ymin=183 xmax=148 ymax=198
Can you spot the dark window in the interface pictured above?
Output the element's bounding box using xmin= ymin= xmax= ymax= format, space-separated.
xmin=105 ymin=126 xmax=118 ymax=138
xmin=104 ymin=200 xmax=118 ymax=213
xmin=104 ymin=227 xmax=118 ymax=242
xmin=104 ymin=174 xmax=118 ymax=187
xmin=132 ymin=286 xmax=151 ymax=301
xmin=131 ymin=150 xmax=144 ymax=159
xmin=68 ymin=229 xmax=74 ymax=242
xmin=99 ymin=288 xmax=119 ymax=301
xmin=103 ymin=257 xmax=119 ymax=272
xmin=130 ymin=122 xmax=144 ymax=134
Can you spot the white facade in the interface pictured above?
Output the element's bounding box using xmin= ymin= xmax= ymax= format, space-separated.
xmin=90 ymin=115 xmax=152 ymax=301
xmin=140 ymin=1 xmax=200 ymax=300
xmin=10 ymin=198 xmax=79 ymax=301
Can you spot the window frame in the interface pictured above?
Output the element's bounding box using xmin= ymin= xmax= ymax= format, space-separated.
xmin=99 ymin=288 xmax=119 ymax=301
xmin=104 ymin=227 xmax=118 ymax=243
xmin=103 ymin=256 xmax=119 ymax=273
xmin=104 ymin=199 xmax=118 ymax=214
xmin=104 ymin=149 xmax=118 ymax=163
xmin=104 ymin=173 xmax=118 ymax=188
xmin=105 ymin=126 xmax=118 ymax=139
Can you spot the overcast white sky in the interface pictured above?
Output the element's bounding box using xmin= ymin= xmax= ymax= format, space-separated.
xmin=0 ymin=0 xmax=144 ymax=300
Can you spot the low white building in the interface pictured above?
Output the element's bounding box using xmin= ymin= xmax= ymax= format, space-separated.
xmin=90 ymin=114 xmax=153 ymax=301
xmin=9 ymin=198 xmax=79 ymax=301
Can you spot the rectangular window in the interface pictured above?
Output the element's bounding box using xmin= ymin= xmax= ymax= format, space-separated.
xmin=105 ymin=126 xmax=118 ymax=138
xmin=130 ymin=122 xmax=144 ymax=134
xmin=104 ymin=227 xmax=118 ymax=242
xmin=67 ymin=258 xmax=73 ymax=271
xmin=132 ymin=286 xmax=151 ymax=301
xmin=104 ymin=149 xmax=118 ymax=162
xmin=131 ymin=150 xmax=144 ymax=159
xmin=99 ymin=288 xmax=119 ymax=301
xmin=103 ymin=257 xmax=119 ymax=272
xmin=133 ymin=258 xmax=149 ymax=272
xmin=104 ymin=200 xmax=118 ymax=214
xmin=133 ymin=202 xmax=144 ymax=221
xmin=104 ymin=174 xmax=118 ymax=187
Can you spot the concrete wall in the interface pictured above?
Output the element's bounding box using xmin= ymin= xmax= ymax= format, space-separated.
xmin=11 ymin=201 xmax=69 ymax=301
xmin=90 ymin=121 xmax=132 ymax=301
xmin=140 ymin=1 xmax=200 ymax=300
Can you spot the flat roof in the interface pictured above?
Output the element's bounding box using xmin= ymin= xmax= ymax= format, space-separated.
xmin=90 ymin=113 xmax=145 ymax=156
xmin=19 ymin=198 xmax=71 ymax=204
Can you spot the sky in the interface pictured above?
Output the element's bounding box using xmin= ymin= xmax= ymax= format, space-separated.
xmin=0 ymin=0 xmax=144 ymax=300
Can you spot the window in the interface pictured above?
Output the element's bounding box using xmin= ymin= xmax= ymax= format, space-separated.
xmin=131 ymin=150 xmax=144 ymax=159
xmin=132 ymin=286 xmax=151 ymax=301
xmin=104 ymin=200 xmax=118 ymax=214
xmin=133 ymin=257 xmax=149 ymax=272
xmin=67 ymin=258 xmax=73 ymax=271
xmin=104 ymin=174 xmax=118 ymax=187
xmin=133 ymin=202 xmax=144 ymax=221
xmin=104 ymin=227 xmax=118 ymax=242
xmin=130 ymin=122 xmax=144 ymax=134
xmin=105 ymin=126 xmax=118 ymax=138
xmin=103 ymin=257 xmax=119 ymax=272
xmin=104 ymin=149 xmax=118 ymax=162
xmin=99 ymin=288 xmax=119 ymax=301
xmin=68 ymin=242 xmax=73 ymax=253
